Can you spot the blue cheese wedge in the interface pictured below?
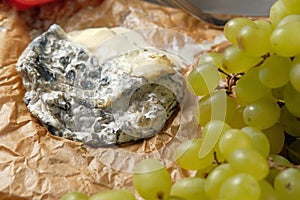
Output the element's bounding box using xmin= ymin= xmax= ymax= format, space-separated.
xmin=16 ymin=24 xmax=184 ymax=147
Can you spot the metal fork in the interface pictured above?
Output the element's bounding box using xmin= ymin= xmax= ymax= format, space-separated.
xmin=151 ymin=0 xmax=228 ymax=28
xmin=148 ymin=0 xmax=274 ymax=29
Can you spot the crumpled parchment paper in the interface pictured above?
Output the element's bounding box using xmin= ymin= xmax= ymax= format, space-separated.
xmin=0 ymin=0 xmax=225 ymax=199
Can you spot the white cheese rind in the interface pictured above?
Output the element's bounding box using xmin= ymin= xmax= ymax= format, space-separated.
xmin=16 ymin=24 xmax=184 ymax=147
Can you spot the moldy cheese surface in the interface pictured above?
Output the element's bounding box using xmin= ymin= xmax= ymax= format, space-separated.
xmin=16 ymin=24 xmax=184 ymax=147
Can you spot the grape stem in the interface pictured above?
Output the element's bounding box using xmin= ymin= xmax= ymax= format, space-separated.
xmin=217 ymin=53 xmax=270 ymax=96
xmin=217 ymin=68 xmax=243 ymax=96
xmin=213 ymin=151 xmax=222 ymax=165
xmin=268 ymin=157 xmax=300 ymax=171
xmin=218 ymin=68 xmax=230 ymax=77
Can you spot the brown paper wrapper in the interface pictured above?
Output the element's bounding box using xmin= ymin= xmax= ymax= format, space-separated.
xmin=0 ymin=0 xmax=224 ymax=199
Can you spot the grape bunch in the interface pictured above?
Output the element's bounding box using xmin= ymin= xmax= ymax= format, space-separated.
xmin=61 ymin=0 xmax=300 ymax=200
xmin=188 ymin=0 xmax=300 ymax=163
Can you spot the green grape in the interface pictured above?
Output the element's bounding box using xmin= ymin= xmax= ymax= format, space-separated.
xmin=274 ymin=168 xmax=300 ymax=200
xmin=170 ymin=177 xmax=209 ymax=200
xmin=60 ymin=192 xmax=89 ymax=200
xmin=269 ymin=0 xmax=293 ymax=26
xmin=199 ymin=120 xmax=231 ymax=159
xmin=195 ymin=90 xmax=237 ymax=126
xmin=280 ymin=106 xmax=300 ymax=137
xmin=241 ymin=126 xmax=270 ymax=158
xmin=263 ymin=124 xmax=285 ymax=154
xmin=235 ymin=67 xmax=272 ymax=106
xmin=290 ymin=56 xmax=300 ymax=92
xmin=259 ymin=55 xmax=292 ymax=88
xmin=243 ymin=98 xmax=280 ymax=130
xmin=288 ymin=140 xmax=300 ymax=164
xmin=165 ymin=196 xmax=186 ymax=200
xmin=218 ymin=129 xmax=253 ymax=160
xmin=195 ymin=163 xmax=217 ymax=178
xmin=284 ymin=83 xmax=300 ymax=117
xmin=269 ymin=154 xmax=291 ymax=166
xmin=270 ymin=22 xmax=300 ymax=57
xmin=223 ymin=95 xmax=239 ymax=123
xmin=282 ymin=0 xmax=300 ymax=14
xmin=227 ymin=106 xmax=247 ymax=128
xmin=204 ymin=163 xmax=235 ymax=200
xmin=272 ymin=86 xmax=285 ymax=101
xmin=266 ymin=154 xmax=292 ymax=185
xmin=133 ymin=158 xmax=172 ymax=200
xmin=198 ymin=52 xmax=223 ymax=68
xmin=175 ymin=139 xmax=214 ymax=170
xmin=89 ymin=190 xmax=135 ymax=200
xmin=222 ymin=45 xmax=262 ymax=74
xmin=277 ymin=14 xmax=300 ymax=27
xmin=228 ymin=148 xmax=269 ymax=180
xmin=259 ymin=180 xmax=279 ymax=200
xmin=224 ymin=17 xmax=255 ymax=44
xmin=219 ymin=173 xmax=261 ymax=200
xmin=187 ymin=62 xmax=221 ymax=96
xmin=237 ymin=20 xmax=272 ymax=57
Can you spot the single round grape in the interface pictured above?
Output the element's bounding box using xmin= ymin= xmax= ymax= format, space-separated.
xmin=266 ymin=154 xmax=291 ymax=185
xmin=198 ymin=52 xmax=223 ymax=68
xmin=290 ymin=57 xmax=300 ymax=92
xmin=280 ymin=106 xmax=300 ymax=137
xmin=243 ymin=98 xmax=280 ymax=130
xmin=269 ymin=154 xmax=291 ymax=166
xmin=235 ymin=67 xmax=272 ymax=106
xmin=218 ymin=129 xmax=253 ymax=160
xmin=224 ymin=18 xmax=255 ymax=44
xmin=259 ymin=180 xmax=279 ymax=200
xmin=175 ymin=139 xmax=214 ymax=170
xmin=228 ymin=148 xmax=269 ymax=180
xmin=170 ymin=177 xmax=209 ymax=200
xmin=269 ymin=0 xmax=292 ymax=26
xmin=227 ymin=107 xmax=247 ymax=128
xmin=89 ymin=190 xmax=135 ymax=200
xmin=219 ymin=173 xmax=261 ymax=200
xmin=270 ymin=22 xmax=300 ymax=57
xmin=222 ymin=45 xmax=262 ymax=74
xmin=196 ymin=90 xmax=237 ymax=126
xmin=204 ymin=164 xmax=235 ymax=200
xmin=277 ymin=14 xmax=300 ymax=27
xmin=199 ymin=120 xmax=231 ymax=159
xmin=133 ymin=158 xmax=172 ymax=200
xmin=284 ymin=83 xmax=300 ymax=117
xmin=259 ymin=55 xmax=292 ymax=88
xmin=241 ymin=126 xmax=270 ymax=158
xmin=237 ymin=20 xmax=272 ymax=57
xmin=60 ymin=192 xmax=89 ymax=200
xmin=263 ymin=124 xmax=285 ymax=154
xmin=187 ymin=62 xmax=220 ymax=96
xmin=282 ymin=0 xmax=300 ymax=14
xmin=274 ymin=168 xmax=300 ymax=200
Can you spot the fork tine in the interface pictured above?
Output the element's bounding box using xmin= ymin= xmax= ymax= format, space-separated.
xmin=147 ymin=0 xmax=228 ymax=28
xmin=155 ymin=0 xmax=176 ymax=7
xmin=169 ymin=0 xmax=228 ymax=28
